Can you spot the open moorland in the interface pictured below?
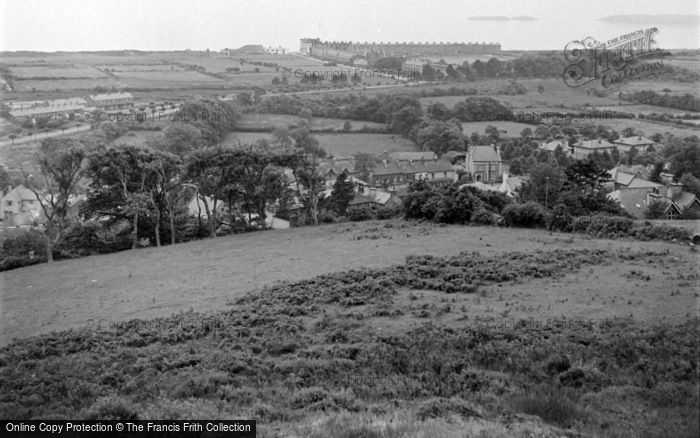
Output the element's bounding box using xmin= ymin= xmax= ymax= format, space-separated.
xmin=1 ymin=220 xmax=698 ymax=437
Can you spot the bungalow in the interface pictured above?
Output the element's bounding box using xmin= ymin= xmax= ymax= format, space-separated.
xmin=614 ymin=136 xmax=658 ymax=154
xmin=466 ymin=145 xmax=502 ymax=183
xmin=572 ymin=138 xmax=615 ymax=160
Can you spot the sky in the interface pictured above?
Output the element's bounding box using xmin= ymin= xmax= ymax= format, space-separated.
xmin=1 ymin=0 xmax=698 ymax=51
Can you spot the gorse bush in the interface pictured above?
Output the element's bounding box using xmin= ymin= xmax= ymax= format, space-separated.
xmin=502 ymin=202 xmax=549 ymax=228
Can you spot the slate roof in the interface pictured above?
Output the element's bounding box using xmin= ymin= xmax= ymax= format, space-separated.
xmin=615 ymin=136 xmax=655 ymax=146
xmin=470 ymin=145 xmax=501 ymax=162
xmin=575 ymin=138 xmax=615 ymax=149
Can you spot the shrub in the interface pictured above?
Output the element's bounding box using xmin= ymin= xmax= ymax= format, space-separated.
xmin=1 ymin=229 xmax=46 ymax=259
xmin=471 ymin=208 xmax=499 ymax=225
xmin=374 ymin=205 xmax=400 ymax=220
xmin=347 ymin=206 xmax=373 ymax=222
xmin=502 ymin=202 xmax=549 ymax=228
xmin=415 ymin=397 xmax=482 ymax=420
xmin=546 ymin=204 xmax=574 ymax=231
xmin=586 ymin=215 xmax=634 ymax=237
xmin=319 ymin=211 xmax=341 ymax=223
xmin=83 ymin=396 xmax=138 ymax=421
xmin=507 ymin=386 xmax=582 ymax=428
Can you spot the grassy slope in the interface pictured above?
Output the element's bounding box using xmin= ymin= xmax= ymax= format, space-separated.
xmin=3 ymin=220 xmax=695 ymax=346
xmin=0 ymin=220 xmax=698 ymax=437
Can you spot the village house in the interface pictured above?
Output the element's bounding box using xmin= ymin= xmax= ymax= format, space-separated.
xmin=572 ymin=138 xmax=615 ymax=160
xmin=465 ymin=145 xmax=503 ymax=183
xmin=606 ymin=166 xmax=663 ymax=191
xmin=0 ymin=185 xmax=45 ymax=226
xmin=608 ymin=183 xmax=700 ymax=219
xmin=349 ymin=187 xmax=402 ymax=210
xmin=370 ymin=158 xmax=456 ymax=190
xmin=614 ymin=136 xmax=658 ymax=154
xmin=87 ymin=92 xmax=134 ymax=111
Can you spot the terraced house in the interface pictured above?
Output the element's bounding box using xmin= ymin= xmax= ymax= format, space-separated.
xmin=87 ymin=92 xmax=134 ymax=111
xmin=370 ymin=158 xmax=456 ymax=190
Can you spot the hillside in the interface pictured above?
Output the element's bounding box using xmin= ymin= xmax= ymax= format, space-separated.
xmin=1 ymin=220 xmax=698 ymax=436
xmin=2 ymin=220 xmax=696 ymax=346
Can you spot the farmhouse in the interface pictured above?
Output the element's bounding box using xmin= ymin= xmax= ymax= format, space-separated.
xmin=572 ymin=138 xmax=615 ymax=160
xmin=465 ymin=145 xmax=503 ymax=183
xmin=614 ymin=136 xmax=658 ymax=154
xmin=87 ymin=92 xmax=134 ymax=111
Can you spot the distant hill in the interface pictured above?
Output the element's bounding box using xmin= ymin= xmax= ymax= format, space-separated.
xmin=468 ymin=16 xmax=537 ymax=21
xmin=229 ymin=44 xmax=266 ymax=54
xmin=599 ymin=14 xmax=700 ymax=25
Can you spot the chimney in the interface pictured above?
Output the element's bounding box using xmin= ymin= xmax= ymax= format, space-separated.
xmin=667 ymin=183 xmax=683 ymax=200
xmin=369 ymin=187 xmax=377 ymax=198
xmin=382 ymin=159 xmax=387 ymax=167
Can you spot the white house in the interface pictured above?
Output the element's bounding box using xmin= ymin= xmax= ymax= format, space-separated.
xmin=1 ymin=185 xmax=44 ymax=226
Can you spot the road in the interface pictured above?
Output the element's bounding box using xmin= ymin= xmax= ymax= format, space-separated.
xmin=0 ymin=124 xmax=92 ymax=147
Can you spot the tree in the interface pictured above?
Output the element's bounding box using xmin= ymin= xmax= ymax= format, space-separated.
xmin=537 ymin=84 xmax=545 ymax=93
xmin=24 ymin=143 xmax=85 ymax=262
xmin=279 ymin=152 xmax=325 ymax=225
xmin=146 ymin=151 xmax=183 ymax=246
xmin=520 ymin=127 xmax=533 ymax=140
xmin=154 ymin=123 xmax=204 ymax=157
xmin=679 ymin=173 xmax=700 ymax=198
xmin=390 ymin=105 xmax=422 ymax=136
xmin=330 ymin=172 xmax=355 ymax=215
xmin=184 ymin=146 xmax=241 ymax=237
xmin=421 ymin=64 xmax=436 ymax=81
xmin=520 ymin=163 xmax=563 ymax=207
xmin=561 ymin=160 xmax=616 ymax=215
xmin=665 ymin=136 xmax=700 ymax=179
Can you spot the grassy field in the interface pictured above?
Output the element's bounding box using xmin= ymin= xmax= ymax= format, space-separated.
xmin=462 ymin=121 xmax=535 ymax=137
xmin=314 ymin=133 xmax=419 ymax=156
xmin=0 ymin=220 xmax=698 ymax=436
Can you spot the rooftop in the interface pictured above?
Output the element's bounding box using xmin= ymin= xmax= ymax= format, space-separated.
xmin=615 ymin=136 xmax=655 ymax=146
xmin=469 ymin=145 xmax=501 ymax=162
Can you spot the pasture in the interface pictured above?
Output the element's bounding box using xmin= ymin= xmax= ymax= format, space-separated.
xmin=314 ymin=133 xmax=419 ymax=156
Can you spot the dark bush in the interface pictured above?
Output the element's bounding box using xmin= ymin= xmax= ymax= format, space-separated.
xmin=347 ymin=206 xmax=373 ymax=222
xmin=547 ymin=204 xmax=574 ymax=231
xmin=502 ymin=202 xmax=549 ymax=228
xmin=1 ymin=229 xmax=46 ymax=259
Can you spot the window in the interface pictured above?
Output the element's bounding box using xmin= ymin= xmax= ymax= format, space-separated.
xmin=5 ymin=200 xmax=12 ymax=206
